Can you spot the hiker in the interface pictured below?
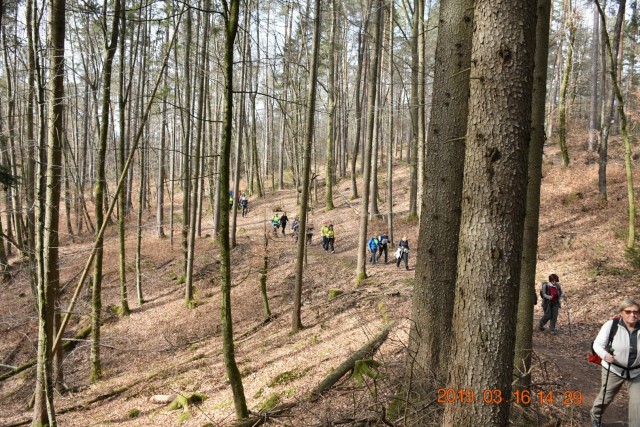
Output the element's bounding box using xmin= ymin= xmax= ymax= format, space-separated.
xmin=229 ymin=195 xmax=233 ymax=210
xmin=395 ymin=236 xmax=409 ymax=270
xmin=368 ymin=236 xmax=379 ymax=264
xmin=538 ymin=274 xmax=565 ymax=334
xmin=590 ymin=298 xmax=640 ymax=427
xmin=321 ymin=222 xmax=330 ymax=252
xmin=306 ymin=225 xmax=314 ymax=245
xmin=292 ymin=216 xmax=300 ymax=242
xmin=326 ymin=224 xmax=335 ymax=254
xmin=378 ymin=231 xmax=390 ymax=264
xmin=240 ymin=193 xmax=248 ymax=217
xmin=272 ymin=213 xmax=280 ymax=236
xmin=280 ymin=212 xmax=289 ymax=236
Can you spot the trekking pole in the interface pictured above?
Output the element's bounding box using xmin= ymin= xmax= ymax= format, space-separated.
xmin=598 ymin=361 xmax=611 ymax=426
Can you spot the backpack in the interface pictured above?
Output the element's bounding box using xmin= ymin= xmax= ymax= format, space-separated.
xmin=587 ymin=316 xmax=620 ymax=365
xmin=380 ymin=235 xmax=389 ymax=245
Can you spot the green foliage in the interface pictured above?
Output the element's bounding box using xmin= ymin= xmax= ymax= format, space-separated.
xmin=176 ymin=275 xmax=186 ymax=285
xmin=376 ymin=301 xmax=392 ymax=324
xmin=625 ymin=247 xmax=640 ymax=268
xmin=177 ymin=412 xmax=190 ymax=423
xmin=350 ymin=359 xmax=383 ymax=386
xmin=127 ymin=408 xmax=140 ymax=418
xmin=268 ymin=368 xmax=308 ymax=387
xmin=166 ymin=393 xmax=208 ymax=412
xmin=387 ymin=396 xmax=406 ymax=421
xmin=356 ymin=272 xmax=367 ymax=286
xmin=253 ymin=387 xmax=264 ymax=399
xmin=327 ymin=288 xmax=342 ymax=301
xmin=561 ymin=191 xmax=583 ymax=205
xmin=406 ymin=213 xmax=419 ymax=224
xmin=258 ymin=393 xmax=281 ymax=412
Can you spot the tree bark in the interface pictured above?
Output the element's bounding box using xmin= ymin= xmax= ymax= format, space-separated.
xmin=514 ymin=0 xmax=552 ymax=393
xmin=406 ymin=0 xmax=473 ymax=404
xmin=292 ymin=0 xmax=322 ymax=332
xmin=443 ymin=0 xmax=536 ymax=424
xmin=33 ymin=0 xmax=67 ymax=423
xmin=588 ymin=4 xmax=600 ymax=152
xmin=219 ymin=0 xmax=248 ymax=419
xmin=91 ymin=0 xmax=123 ymax=384
xmin=355 ymin=0 xmax=383 ymax=281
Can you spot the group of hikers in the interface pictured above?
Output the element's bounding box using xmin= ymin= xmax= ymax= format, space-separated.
xmin=229 ymin=191 xmax=249 ymax=217
xmin=368 ymin=233 xmax=410 ymax=270
xmin=537 ymin=274 xmax=639 ymax=427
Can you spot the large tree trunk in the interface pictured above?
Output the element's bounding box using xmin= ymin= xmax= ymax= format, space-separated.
xmin=442 ymin=0 xmax=536 ymax=424
xmin=219 ymin=0 xmax=248 ymax=419
xmin=406 ymin=0 xmax=473 ymax=405
xmin=33 ymin=0 xmax=66 ymax=423
xmin=355 ymin=0 xmax=383 ymax=281
xmin=514 ymin=0 xmax=552 ymax=393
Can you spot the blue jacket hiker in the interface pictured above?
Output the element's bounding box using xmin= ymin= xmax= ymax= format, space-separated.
xmin=368 ymin=237 xmax=379 ymax=264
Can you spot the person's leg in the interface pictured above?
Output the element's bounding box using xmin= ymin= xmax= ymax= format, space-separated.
xmin=539 ymin=304 xmax=550 ymax=329
xmin=384 ymin=245 xmax=388 ymax=263
xmin=282 ymin=224 xmax=286 ymax=235
xmin=550 ymin=303 xmax=560 ymax=331
xmin=329 ymin=238 xmax=334 ymax=253
xmin=628 ymin=375 xmax=640 ymax=426
xmin=591 ymin=368 xmax=624 ymax=424
xmin=403 ymin=252 xmax=409 ymax=269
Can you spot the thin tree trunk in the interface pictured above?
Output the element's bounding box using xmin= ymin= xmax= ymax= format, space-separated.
xmin=355 ymin=0 xmax=383 ymax=281
xmin=90 ymin=0 xmax=122 ymax=383
xmin=325 ymin=0 xmax=337 ymax=211
xmin=514 ymin=0 xmax=552 ymax=393
xmin=292 ymin=0 xmax=322 ymax=332
xmin=33 ymin=0 xmax=66 ymax=423
xmin=588 ymin=3 xmax=600 ymax=152
xmin=186 ymin=1 xmax=210 ymax=307
xmin=219 ymin=0 xmax=248 ymax=418
xmin=557 ymin=0 xmax=574 ymax=167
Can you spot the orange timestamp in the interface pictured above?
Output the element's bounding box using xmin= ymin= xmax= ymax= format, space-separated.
xmin=436 ymin=388 xmax=583 ymax=406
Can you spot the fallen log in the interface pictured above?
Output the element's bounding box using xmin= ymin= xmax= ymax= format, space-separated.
xmin=309 ymin=321 xmax=395 ymax=400
xmin=0 ymin=323 xmax=91 ymax=382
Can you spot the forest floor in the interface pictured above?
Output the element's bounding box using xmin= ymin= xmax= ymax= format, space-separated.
xmin=1 ymin=136 xmax=639 ymax=426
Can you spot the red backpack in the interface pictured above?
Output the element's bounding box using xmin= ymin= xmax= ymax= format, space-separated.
xmin=587 ymin=316 xmax=621 ymax=365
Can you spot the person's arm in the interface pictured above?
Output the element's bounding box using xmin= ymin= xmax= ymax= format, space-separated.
xmin=540 ymin=283 xmax=552 ymax=300
xmin=593 ymin=319 xmax=616 ymax=362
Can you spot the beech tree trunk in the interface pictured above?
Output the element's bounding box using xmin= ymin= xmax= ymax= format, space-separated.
xmin=355 ymin=0 xmax=383 ymax=281
xmin=33 ymin=0 xmax=67 ymax=423
xmin=219 ymin=0 xmax=248 ymax=419
xmin=292 ymin=0 xmax=322 ymax=332
xmin=514 ymin=0 xmax=552 ymax=393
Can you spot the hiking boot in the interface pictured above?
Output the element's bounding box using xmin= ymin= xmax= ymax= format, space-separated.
xmin=550 ymin=329 xmax=558 ymax=335
xmin=591 ymin=419 xmax=601 ymax=427
xmin=538 ymin=325 xmax=545 ymax=331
